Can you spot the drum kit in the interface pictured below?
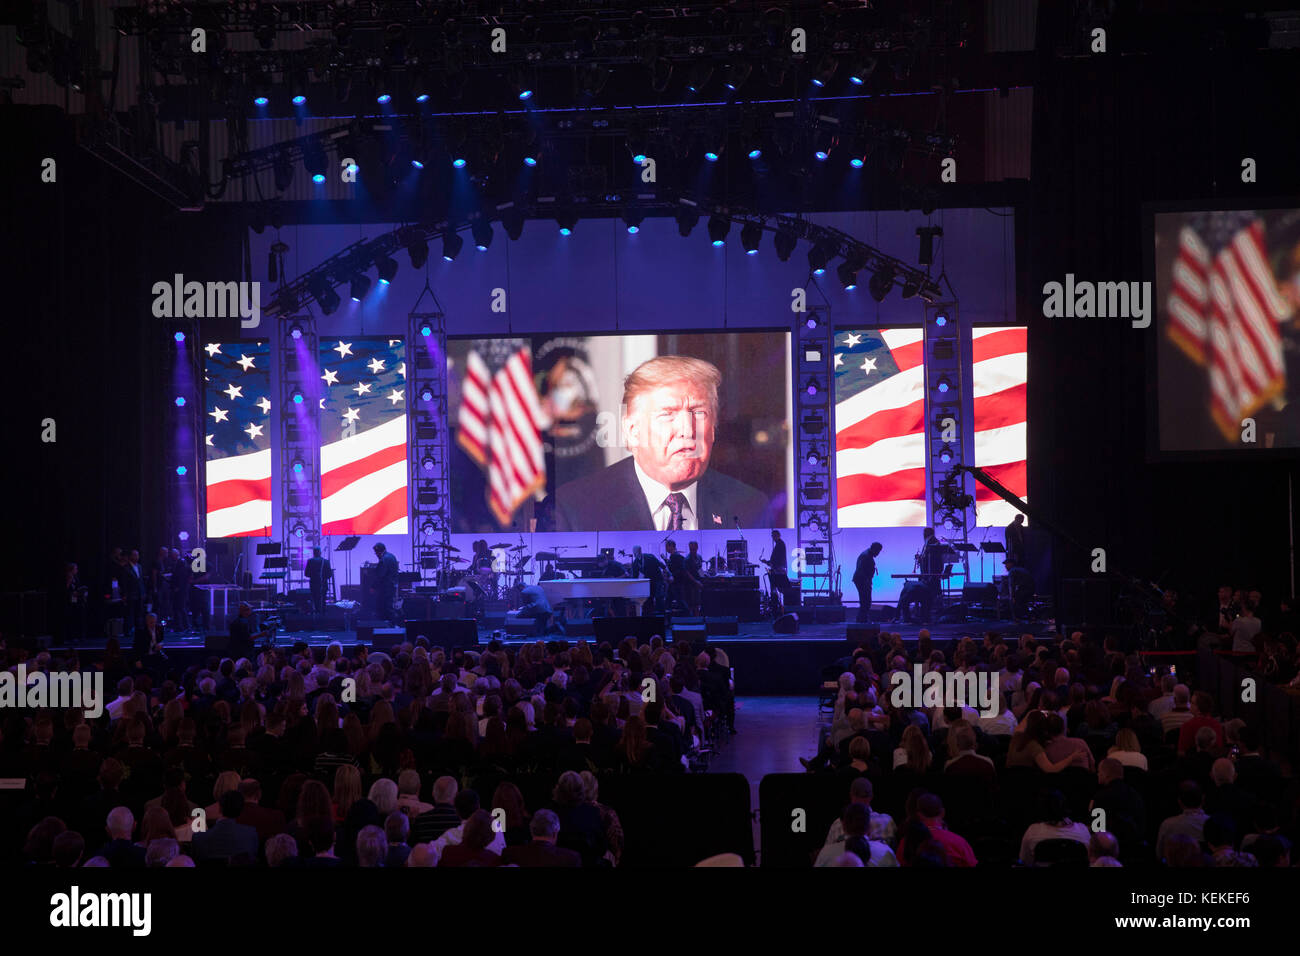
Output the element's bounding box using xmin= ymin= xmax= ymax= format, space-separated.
xmin=421 ymin=540 xmax=533 ymax=607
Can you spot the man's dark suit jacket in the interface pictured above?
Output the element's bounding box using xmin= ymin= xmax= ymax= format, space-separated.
xmin=191 ymin=818 xmax=260 ymax=863
xmin=554 ymin=455 xmax=772 ymax=531
xmin=501 ymin=840 xmax=582 ymax=867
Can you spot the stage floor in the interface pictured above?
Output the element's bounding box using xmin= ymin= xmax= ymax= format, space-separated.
xmin=55 ymin=617 xmax=1056 ymax=695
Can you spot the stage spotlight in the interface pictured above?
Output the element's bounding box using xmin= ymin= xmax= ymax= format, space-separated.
xmin=622 ymin=209 xmax=644 ymax=234
xmin=406 ymin=236 xmax=429 ymax=270
xmin=176 ymin=465 xmax=187 ymax=476
xmin=868 ymin=268 xmax=894 ymax=302
xmin=901 ymin=277 xmax=921 ymax=299
xmin=800 ymin=409 xmax=826 ymax=434
xmin=936 ymin=376 xmax=952 ymax=394
xmin=292 ymin=92 xmax=307 ymax=106
xmin=676 ymin=208 xmax=699 ymax=237
xmin=501 ymin=207 xmax=526 ymax=241
xmin=174 ymin=396 xmax=186 ymax=407
xmin=774 ymin=229 xmax=797 ymax=262
xmin=174 ymin=331 xmax=186 ymax=343
xmin=471 ymin=219 xmax=493 ymax=251
xmin=740 ymin=222 xmax=762 ymax=255
xmin=273 ymin=152 xmax=294 ymax=192
xmin=292 ymin=523 xmax=307 ymax=539
xmin=805 ymin=315 xmax=819 ymax=330
xmin=178 ymin=531 xmax=189 ymax=542
xmin=707 ymin=214 xmax=730 ymax=246
xmin=938 ymin=447 xmax=954 ymax=464
xmin=420 ymin=520 xmax=436 ymax=536
xmin=685 ymin=62 xmax=713 ymax=93
xmin=523 ymin=151 xmax=538 ymax=167
xmin=848 ymin=57 xmax=877 ymax=86
xmin=934 ymin=311 xmax=948 ymax=327
xmin=421 ymin=455 xmax=436 ymax=471
xmin=376 ymin=255 xmax=398 ymax=284
xmin=289 ymin=322 xmax=303 ymax=340
xmin=811 ymin=54 xmax=838 ymax=87
xmin=350 ymin=274 xmax=371 ymax=301
xmin=442 ymin=232 xmax=464 ymax=261
xmin=419 ymin=385 xmax=435 ymax=402
xmin=451 ymin=153 xmax=467 ymax=169
xmin=808 ymin=239 xmax=835 ymax=276
xmin=805 ymin=377 xmax=819 ymax=396
xmin=703 ymin=145 xmax=722 ymax=163
xmin=813 ymin=130 xmax=837 ymax=162
xmin=420 ymin=322 xmax=432 ymax=337
xmin=724 ymin=62 xmax=752 ymax=92
xmin=556 ymin=212 xmax=578 ymax=236
xmin=313 ymin=280 xmax=340 ymax=315
xmin=806 ymin=448 xmax=822 ymax=466
xmin=290 ymin=387 xmax=304 ymax=405
xmin=302 ymin=139 xmax=327 ymax=184
xmin=292 ymin=458 xmax=304 ymax=474
xmin=253 ymin=94 xmax=269 ymax=107
xmin=837 ymin=262 xmax=858 ymax=291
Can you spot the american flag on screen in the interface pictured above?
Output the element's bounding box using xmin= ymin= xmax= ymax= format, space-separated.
xmin=204 ymin=341 xmax=272 ymax=538
xmin=319 ymin=338 xmax=408 ymax=535
xmin=972 ymin=326 xmax=1028 ymax=526
xmin=457 ymin=339 xmax=550 ymax=526
xmin=834 ymin=329 xmax=927 ymax=527
xmin=1167 ymin=211 xmax=1291 ymax=441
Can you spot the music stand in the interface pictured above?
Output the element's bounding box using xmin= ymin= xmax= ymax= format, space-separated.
xmin=336 ymin=536 xmax=362 ymax=592
xmin=979 ymin=541 xmax=1005 ymax=584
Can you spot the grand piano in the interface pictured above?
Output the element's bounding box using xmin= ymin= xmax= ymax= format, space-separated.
xmin=540 ymin=577 xmax=651 ymax=616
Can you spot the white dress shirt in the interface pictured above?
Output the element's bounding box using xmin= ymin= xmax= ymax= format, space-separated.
xmin=633 ymin=460 xmax=698 ymax=531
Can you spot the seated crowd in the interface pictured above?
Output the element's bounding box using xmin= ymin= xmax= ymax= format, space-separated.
xmin=801 ymin=628 xmax=1295 ymax=867
xmin=1 ymin=635 xmax=737 ymax=867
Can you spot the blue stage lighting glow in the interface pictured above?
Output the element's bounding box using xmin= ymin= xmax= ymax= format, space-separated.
xmin=523 ymin=156 xmax=538 ymax=167
xmin=174 ymin=331 xmax=185 ymax=342
xmin=174 ymin=396 xmax=186 ymax=407
xmin=748 ymin=148 xmax=761 ymax=159
xmin=377 ymin=93 xmax=391 ymax=105
xmin=452 ymin=157 xmax=466 ymax=168
xmin=559 ymin=227 xmax=571 ymax=236
xmin=704 ymin=151 xmax=719 ymax=162
xmin=253 ymin=95 xmax=269 ymax=106
xmin=815 ymin=150 xmax=829 ymax=161
xmin=292 ymin=94 xmax=306 ymax=105
xmin=416 ymin=93 xmax=429 ymax=103
xmin=411 ymin=159 xmax=424 ymax=169
xmin=850 ymin=157 xmax=864 ymax=168
xmin=712 ymin=239 xmax=724 ymax=247
xmin=176 ymin=465 xmax=187 ymax=476
xmin=312 ymin=173 xmax=326 ymax=183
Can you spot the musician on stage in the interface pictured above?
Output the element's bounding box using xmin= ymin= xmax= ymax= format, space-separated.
xmin=510 ymin=583 xmax=565 ymax=637
xmin=762 ymin=529 xmax=791 ymax=613
xmin=685 ymin=541 xmax=705 ymax=614
xmin=853 ymin=542 xmax=883 ymax=623
xmin=1005 ymin=514 xmax=1026 ymax=567
xmin=900 ymin=529 xmax=944 ymax=624
xmin=470 ymin=540 xmax=494 ymax=573
xmin=631 ymin=545 xmax=668 ymax=614
xmin=1001 ymin=560 xmax=1035 ymax=621
xmin=371 ymin=542 xmax=400 ymax=624
xmin=665 ymin=540 xmax=694 ymax=614
xmin=305 ymin=547 xmax=332 ymax=614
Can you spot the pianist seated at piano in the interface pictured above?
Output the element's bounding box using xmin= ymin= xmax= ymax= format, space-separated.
xmin=507 ymin=584 xmax=565 ymax=637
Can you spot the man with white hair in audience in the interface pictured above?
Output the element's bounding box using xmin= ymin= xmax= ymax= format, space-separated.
xmin=97 ymin=806 xmax=146 ymax=868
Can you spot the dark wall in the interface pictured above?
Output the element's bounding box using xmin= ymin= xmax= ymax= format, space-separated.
xmin=1 ymin=106 xmax=240 ymax=599
xmin=1027 ymin=8 xmax=1300 ymax=600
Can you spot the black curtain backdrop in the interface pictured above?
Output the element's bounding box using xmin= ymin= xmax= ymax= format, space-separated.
xmin=1028 ymin=6 xmax=1300 ymax=602
xmin=1 ymin=106 xmax=241 ymax=610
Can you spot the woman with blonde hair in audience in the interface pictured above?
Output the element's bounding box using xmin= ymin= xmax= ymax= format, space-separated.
xmin=894 ymin=724 xmax=932 ymax=773
xmin=333 ymin=764 xmax=362 ymax=822
xmin=1106 ymin=728 xmax=1149 ymax=770
xmin=579 ymin=771 xmax=624 ymax=866
xmin=206 ymin=771 xmax=242 ymax=820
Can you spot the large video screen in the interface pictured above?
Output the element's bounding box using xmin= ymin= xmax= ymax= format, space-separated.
xmin=972 ymin=326 xmax=1028 ymax=525
xmin=204 ymin=340 xmax=272 ymax=538
xmin=1155 ymin=207 xmax=1300 ymax=451
xmin=449 ymin=331 xmax=792 ymax=533
xmin=320 ymin=337 xmax=409 ymax=535
xmin=833 ymin=328 xmax=928 ymax=527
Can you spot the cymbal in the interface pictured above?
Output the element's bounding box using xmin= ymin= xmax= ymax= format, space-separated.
xmin=508 ymin=544 xmax=527 ymax=551
xmin=488 ymin=541 xmax=511 ymax=549
xmin=428 ymin=542 xmax=460 ymax=552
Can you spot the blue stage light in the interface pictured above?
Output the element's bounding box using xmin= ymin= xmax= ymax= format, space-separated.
xmin=174 ymin=396 xmax=186 ymax=407
xmin=376 ymin=93 xmax=391 ymax=105
xmin=292 ymin=94 xmax=306 ymax=105
xmin=253 ymin=95 xmax=269 ymax=106
xmin=523 ymin=155 xmax=538 ymax=167
xmin=312 ymin=173 xmax=326 ymax=184
xmin=704 ymin=151 xmax=719 ymax=162
xmin=174 ymin=331 xmax=185 ymax=343
xmin=850 ymin=157 xmax=864 ymax=168
xmin=176 ymin=465 xmax=187 ymax=476
xmin=411 ymin=159 xmax=424 ymax=169
xmin=416 ymin=93 xmax=430 ymax=103
xmin=452 ymin=157 xmax=467 ymax=168
xmin=748 ymin=148 xmax=761 ymax=159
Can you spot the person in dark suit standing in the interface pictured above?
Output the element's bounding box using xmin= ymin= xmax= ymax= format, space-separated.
xmin=763 ymin=529 xmax=791 ymax=612
xmin=121 ymin=549 xmax=146 ymax=640
xmin=228 ymin=603 xmax=270 ymax=660
xmin=631 ymin=545 xmax=668 ymax=614
xmin=853 ymin=542 xmax=883 ymax=623
xmin=304 ymin=547 xmax=332 ymax=614
xmin=371 ymin=542 xmax=399 ymax=623
xmin=665 ymin=540 xmax=689 ymax=613
xmin=1005 ymin=514 xmax=1026 ymax=567
xmin=554 ymin=356 xmax=773 ymax=531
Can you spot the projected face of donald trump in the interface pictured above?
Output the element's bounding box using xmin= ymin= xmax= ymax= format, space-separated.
xmin=622 ymin=356 xmax=720 ymax=491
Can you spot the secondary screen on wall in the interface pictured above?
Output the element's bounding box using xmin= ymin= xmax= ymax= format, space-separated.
xmin=204 ymin=340 xmax=272 ymax=538
xmin=833 ymin=329 xmax=928 ymax=527
xmin=448 ymin=331 xmax=792 ymax=533
xmin=319 ymin=337 xmax=409 ymax=535
xmin=1154 ymin=207 xmax=1300 ymax=451
xmin=971 ymin=326 xmax=1028 ymax=525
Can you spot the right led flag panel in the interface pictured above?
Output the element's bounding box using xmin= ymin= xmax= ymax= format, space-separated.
xmin=971 ymin=326 xmax=1028 ymax=525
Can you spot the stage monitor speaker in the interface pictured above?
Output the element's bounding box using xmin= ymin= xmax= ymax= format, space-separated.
xmin=773 ymin=612 xmax=800 ymax=634
xmin=405 ymin=618 xmax=478 ymax=648
xmin=963 ymin=583 xmax=998 ymax=605
xmin=594 ymin=615 xmax=666 ymax=644
xmin=705 ymin=616 xmax=739 ymax=635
